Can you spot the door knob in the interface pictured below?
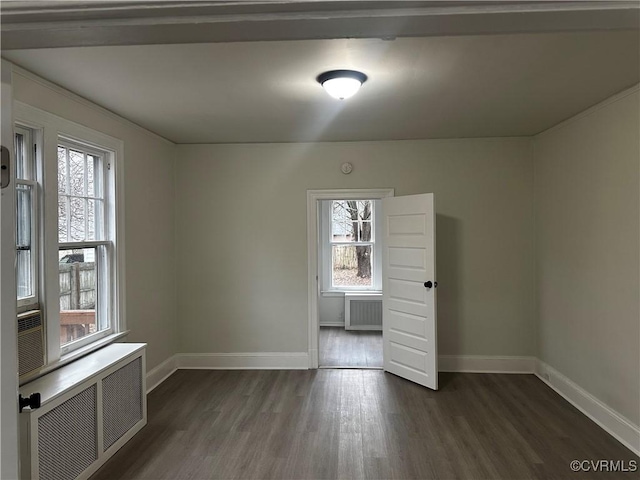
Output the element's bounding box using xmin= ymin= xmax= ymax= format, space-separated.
xmin=19 ymin=393 xmax=41 ymax=412
xmin=1 ymin=146 xmax=9 ymax=189
xmin=424 ymin=281 xmax=438 ymax=288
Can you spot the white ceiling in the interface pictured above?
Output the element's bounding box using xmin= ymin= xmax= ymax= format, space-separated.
xmin=5 ymin=30 xmax=638 ymax=144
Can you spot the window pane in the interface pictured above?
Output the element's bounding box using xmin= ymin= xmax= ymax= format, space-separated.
xmin=16 ymin=184 xmax=32 ymax=247
xmin=17 ymin=250 xmax=33 ymax=299
xmin=356 ymin=200 xmax=373 ymax=241
xmin=87 ymin=199 xmax=96 ymax=240
xmin=15 ymin=132 xmax=25 ymax=180
xmin=58 ymin=146 xmax=67 ymax=195
xmin=332 ymin=245 xmax=372 ymax=287
xmin=87 ymin=155 xmax=96 ymax=197
xmin=59 ymin=248 xmax=105 ymax=345
xmin=58 ymin=195 xmax=68 ymax=243
xmin=331 ymin=200 xmax=373 ymax=242
xmin=17 ymin=184 xmax=34 ymax=300
xmin=332 ymin=200 xmax=353 ymax=241
xmin=358 ymin=220 xmax=372 ymax=242
xmin=69 ymin=149 xmax=85 ymax=196
xmin=69 ymin=197 xmax=85 ymax=241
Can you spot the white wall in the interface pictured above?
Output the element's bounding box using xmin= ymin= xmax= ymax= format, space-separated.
xmin=319 ymin=296 xmax=344 ymax=326
xmin=12 ymin=69 xmax=178 ymax=372
xmin=534 ymin=88 xmax=640 ymax=425
xmin=176 ymin=138 xmax=535 ymax=357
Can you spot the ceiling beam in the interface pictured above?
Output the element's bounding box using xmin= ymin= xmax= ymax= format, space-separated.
xmin=2 ymin=1 xmax=639 ymax=50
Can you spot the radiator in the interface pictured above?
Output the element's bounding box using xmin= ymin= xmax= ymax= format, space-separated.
xmin=19 ymin=343 xmax=146 ymax=480
xmin=345 ymin=293 xmax=382 ymax=330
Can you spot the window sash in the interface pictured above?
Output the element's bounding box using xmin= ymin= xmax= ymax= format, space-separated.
xmin=15 ymin=126 xmax=35 ymax=181
xmin=16 ymin=182 xmax=36 ymax=303
xmin=331 ymin=200 xmax=375 ymax=243
xmin=323 ymin=199 xmax=381 ymax=292
xmin=57 ymin=142 xmax=105 ymax=244
xmin=15 ymin=127 xmax=39 ymax=308
xmin=330 ymin=241 xmax=374 ymax=247
xmin=330 ymin=244 xmax=375 ymax=290
xmin=58 ymin=243 xmax=113 ymax=354
xmin=57 ymin=141 xmax=112 ymax=356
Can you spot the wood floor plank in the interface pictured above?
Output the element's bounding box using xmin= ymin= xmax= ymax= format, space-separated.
xmin=91 ymin=370 xmax=639 ymax=480
xmin=319 ymin=327 xmax=383 ymax=368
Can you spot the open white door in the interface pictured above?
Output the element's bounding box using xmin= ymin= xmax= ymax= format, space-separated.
xmin=1 ymin=59 xmax=19 ymax=479
xmin=382 ymin=193 xmax=437 ymax=390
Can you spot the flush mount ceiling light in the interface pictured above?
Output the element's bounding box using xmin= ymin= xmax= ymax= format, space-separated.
xmin=317 ymin=69 xmax=368 ymax=100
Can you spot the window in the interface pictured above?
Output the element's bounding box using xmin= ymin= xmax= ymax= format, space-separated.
xmin=15 ymin=126 xmax=38 ymax=309
xmin=57 ymin=141 xmax=112 ymax=349
xmin=14 ymin=102 xmax=125 ymax=371
xmin=321 ymin=199 xmax=382 ymax=292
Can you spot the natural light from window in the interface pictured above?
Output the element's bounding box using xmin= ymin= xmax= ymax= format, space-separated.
xmin=331 ymin=200 xmax=374 ymax=288
xmin=57 ymin=143 xmax=109 ymax=346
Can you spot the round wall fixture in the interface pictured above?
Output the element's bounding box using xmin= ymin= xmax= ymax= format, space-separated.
xmin=317 ymin=70 xmax=368 ymax=100
xmin=341 ymin=162 xmax=353 ymax=174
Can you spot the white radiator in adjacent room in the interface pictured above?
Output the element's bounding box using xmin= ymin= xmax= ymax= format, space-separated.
xmin=345 ymin=293 xmax=383 ymax=330
xmin=19 ymin=343 xmax=147 ymax=480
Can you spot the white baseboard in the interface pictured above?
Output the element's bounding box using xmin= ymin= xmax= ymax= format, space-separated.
xmin=177 ymin=352 xmax=309 ymax=370
xmin=535 ymin=360 xmax=640 ymax=457
xmin=320 ymin=322 xmax=345 ymax=327
xmin=146 ymin=355 xmax=177 ymax=393
xmin=169 ymin=353 xmax=532 ymax=373
xmin=438 ymin=355 xmax=535 ymax=373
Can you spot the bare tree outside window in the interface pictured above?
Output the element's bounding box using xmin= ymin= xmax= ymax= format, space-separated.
xmin=331 ymin=200 xmax=373 ymax=287
xmin=58 ymin=146 xmax=99 ymax=243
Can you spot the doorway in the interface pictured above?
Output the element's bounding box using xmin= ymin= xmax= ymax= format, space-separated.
xmin=307 ymin=189 xmax=393 ymax=369
xmin=307 ymin=189 xmax=439 ymax=390
xmin=317 ymin=198 xmax=384 ymax=368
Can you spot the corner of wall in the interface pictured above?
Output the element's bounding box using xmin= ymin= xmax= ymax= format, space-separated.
xmin=530 ymin=136 xmax=539 ymax=360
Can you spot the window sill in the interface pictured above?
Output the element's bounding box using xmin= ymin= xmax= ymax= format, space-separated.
xmin=19 ymin=330 xmax=130 ymax=386
xmin=321 ymin=290 xmax=382 ymax=298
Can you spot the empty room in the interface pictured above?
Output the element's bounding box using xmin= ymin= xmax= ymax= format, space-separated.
xmin=1 ymin=1 xmax=639 ymax=479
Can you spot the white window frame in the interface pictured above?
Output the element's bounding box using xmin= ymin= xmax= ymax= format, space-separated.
xmin=14 ymin=125 xmax=39 ymax=311
xmin=57 ymin=138 xmax=115 ymax=355
xmin=14 ymin=102 xmax=126 ymax=367
xmin=320 ymin=198 xmax=383 ymax=294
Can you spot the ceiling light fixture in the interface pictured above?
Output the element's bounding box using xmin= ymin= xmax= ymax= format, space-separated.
xmin=317 ymin=70 xmax=367 ymax=100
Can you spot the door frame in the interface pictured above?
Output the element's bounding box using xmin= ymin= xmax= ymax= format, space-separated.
xmin=1 ymin=59 xmax=19 ymax=480
xmin=306 ymin=188 xmax=394 ymax=369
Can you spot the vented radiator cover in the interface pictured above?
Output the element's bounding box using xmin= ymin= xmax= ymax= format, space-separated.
xmin=102 ymin=357 xmax=143 ymax=450
xmin=345 ymin=293 xmax=383 ymax=331
xmin=38 ymin=386 xmax=98 ymax=480
xmin=19 ymin=344 xmax=147 ymax=480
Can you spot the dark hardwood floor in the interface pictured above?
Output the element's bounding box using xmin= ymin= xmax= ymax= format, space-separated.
xmin=319 ymin=326 xmax=383 ymax=368
xmin=91 ymin=370 xmax=637 ymax=480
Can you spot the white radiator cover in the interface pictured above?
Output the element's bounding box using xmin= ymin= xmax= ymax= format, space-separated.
xmin=19 ymin=344 xmax=147 ymax=480
xmin=345 ymin=293 xmax=383 ymax=330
